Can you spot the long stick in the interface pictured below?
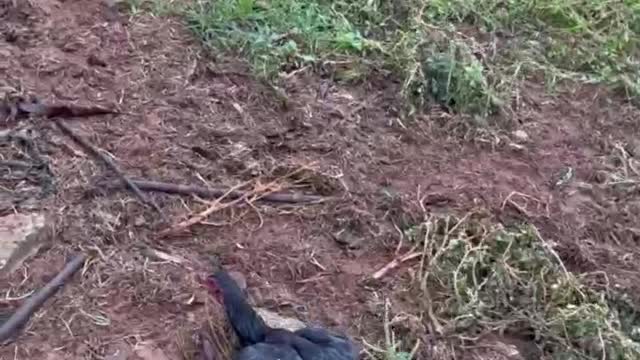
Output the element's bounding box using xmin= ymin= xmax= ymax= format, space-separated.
xmin=100 ymin=179 xmax=329 ymax=204
xmin=0 ymin=253 xmax=87 ymax=343
xmin=53 ymin=119 xmax=166 ymax=218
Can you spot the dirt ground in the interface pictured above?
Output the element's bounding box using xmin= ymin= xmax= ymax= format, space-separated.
xmin=2 ymin=0 xmax=640 ymax=359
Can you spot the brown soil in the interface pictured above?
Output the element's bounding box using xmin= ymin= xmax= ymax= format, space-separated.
xmin=1 ymin=0 xmax=640 ymax=359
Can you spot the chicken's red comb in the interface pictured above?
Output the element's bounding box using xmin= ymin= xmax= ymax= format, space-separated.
xmin=199 ymin=275 xmax=223 ymax=301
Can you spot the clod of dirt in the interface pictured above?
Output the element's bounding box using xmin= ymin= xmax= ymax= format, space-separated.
xmin=0 ymin=212 xmax=50 ymax=275
xmin=3 ymin=27 xmax=18 ymax=43
xmin=87 ymin=53 xmax=107 ymax=67
xmin=331 ymin=229 xmax=363 ymax=249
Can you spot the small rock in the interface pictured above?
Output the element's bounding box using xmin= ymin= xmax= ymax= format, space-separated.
xmin=256 ymin=308 xmax=305 ymax=332
xmin=512 ymin=130 xmax=529 ymax=142
xmin=0 ymin=213 xmax=51 ymax=275
xmin=227 ymin=272 xmax=304 ymax=331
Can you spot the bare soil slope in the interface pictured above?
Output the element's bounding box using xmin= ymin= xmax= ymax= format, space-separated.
xmin=1 ymin=0 xmax=640 ymax=358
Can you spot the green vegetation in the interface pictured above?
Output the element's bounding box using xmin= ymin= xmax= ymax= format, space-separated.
xmin=407 ymin=215 xmax=640 ymax=359
xmin=183 ymin=0 xmax=640 ymax=117
xmin=185 ymin=0 xmax=382 ymax=77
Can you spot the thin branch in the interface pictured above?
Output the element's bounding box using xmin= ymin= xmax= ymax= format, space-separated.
xmin=0 ymin=253 xmax=87 ymax=343
xmin=0 ymin=160 xmax=32 ymax=169
xmin=372 ymin=251 xmax=422 ymax=280
xmin=98 ymin=179 xmax=330 ymax=204
xmin=53 ymin=119 xmax=166 ymax=219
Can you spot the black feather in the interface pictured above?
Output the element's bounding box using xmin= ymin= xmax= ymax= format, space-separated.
xmin=234 ymin=343 xmax=302 ymax=360
xmin=212 ymin=270 xmax=358 ymax=360
xmin=212 ymin=270 xmax=268 ymax=346
xmin=291 ymin=328 xmax=357 ymax=360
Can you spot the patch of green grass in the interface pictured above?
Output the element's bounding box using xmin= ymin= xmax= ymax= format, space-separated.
xmin=180 ymin=0 xmax=639 ymax=118
xmin=185 ymin=0 xmax=381 ymax=78
xmin=394 ymin=34 xmax=505 ymax=117
xmin=182 ymin=0 xmax=502 ymax=116
xmin=422 ymin=0 xmax=640 ymax=96
xmin=408 ymin=215 xmax=640 ymax=359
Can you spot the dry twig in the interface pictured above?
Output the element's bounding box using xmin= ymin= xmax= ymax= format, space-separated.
xmin=0 ymin=253 xmax=87 ymax=343
xmin=53 ymin=119 xmax=166 ymax=219
xmin=372 ymin=250 xmax=422 ymax=279
xmin=98 ymin=179 xmax=329 ymax=204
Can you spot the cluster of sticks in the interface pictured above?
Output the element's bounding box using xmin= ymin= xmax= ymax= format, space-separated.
xmin=0 ymin=98 xmax=330 ymax=343
xmin=3 ymin=98 xmax=329 ymax=228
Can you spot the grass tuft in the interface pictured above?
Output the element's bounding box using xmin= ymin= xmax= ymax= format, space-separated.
xmin=185 ymin=0 xmax=380 ymax=78
xmin=180 ymin=0 xmax=639 ymax=119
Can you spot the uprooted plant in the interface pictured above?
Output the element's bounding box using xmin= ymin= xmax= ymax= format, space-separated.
xmin=399 ymin=215 xmax=640 ymax=359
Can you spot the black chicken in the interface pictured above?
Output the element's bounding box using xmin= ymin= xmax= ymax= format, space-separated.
xmin=204 ymin=270 xmax=358 ymax=360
